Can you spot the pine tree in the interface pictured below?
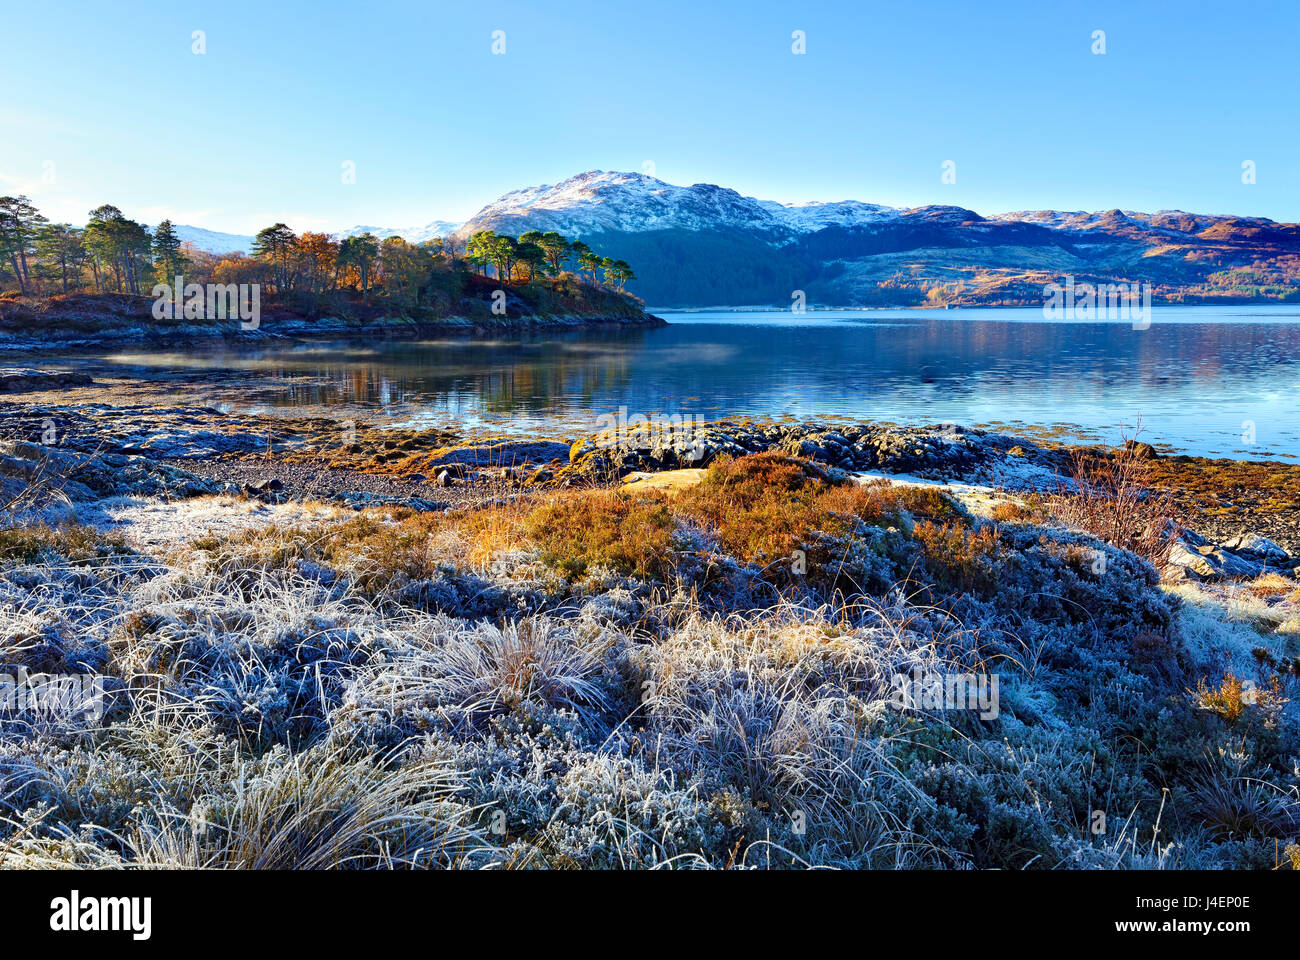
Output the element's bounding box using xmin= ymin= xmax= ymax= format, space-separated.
xmin=609 ymin=259 xmax=635 ymax=291
xmin=151 ymin=219 xmax=186 ymax=281
xmin=339 ymin=233 xmax=380 ymax=302
xmin=0 ymin=195 xmax=48 ymax=294
xmin=572 ymin=242 xmax=602 ymax=284
xmin=35 ymin=224 xmax=86 ymax=294
xmin=536 ymin=231 xmax=572 ymax=275
xmin=515 ymin=240 xmax=546 ymax=282
xmin=466 ymin=231 xmax=498 ymax=277
xmin=252 ymin=223 xmax=298 ymax=293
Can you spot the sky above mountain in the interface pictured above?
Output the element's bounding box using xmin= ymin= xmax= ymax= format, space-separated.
xmin=3 ymin=0 xmax=1298 ymax=234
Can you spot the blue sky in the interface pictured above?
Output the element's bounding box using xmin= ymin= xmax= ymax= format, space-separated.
xmin=2 ymin=0 xmax=1297 ymax=234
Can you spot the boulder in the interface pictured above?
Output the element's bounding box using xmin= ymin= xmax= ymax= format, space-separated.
xmin=620 ymin=468 xmax=708 ymax=494
xmin=431 ymin=439 xmax=570 ymax=469
xmin=1218 ymin=533 xmax=1293 ymax=567
xmin=337 ymin=491 xmax=446 ymax=512
xmin=117 ymin=429 xmax=266 ymax=459
xmin=1167 ymin=528 xmax=1293 ymax=581
xmin=245 ymin=478 xmax=284 ymax=494
xmin=0 ymin=369 xmax=93 ymax=393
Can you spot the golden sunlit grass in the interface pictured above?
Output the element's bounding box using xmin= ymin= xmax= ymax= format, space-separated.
xmin=1192 ymin=672 xmax=1253 ymax=724
xmin=1246 ymin=572 xmax=1295 ymax=599
xmin=190 ymin=510 xmax=451 ymax=588
xmin=1190 ymin=670 xmax=1287 ymax=725
xmin=989 ymin=498 xmax=1045 ymax=524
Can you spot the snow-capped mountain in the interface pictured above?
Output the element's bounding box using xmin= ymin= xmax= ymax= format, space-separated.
xmin=456 ymin=169 xmax=1296 ymax=246
xmin=172 ymin=225 xmax=255 ymax=255
xmin=453 ymin=170 xmax=920 ymax=240
xmin=447 ymin=170 xmax=1298 ymax=306
xmin=455 ymin=171 xmax=787 ymax=238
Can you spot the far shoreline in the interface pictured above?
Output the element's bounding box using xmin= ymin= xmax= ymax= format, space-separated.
xmin=651 ymin=300 xmax=1300 ymax=314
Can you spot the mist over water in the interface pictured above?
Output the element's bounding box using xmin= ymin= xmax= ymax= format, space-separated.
xmin=85 ymin=305 xmax=1300 ymax=459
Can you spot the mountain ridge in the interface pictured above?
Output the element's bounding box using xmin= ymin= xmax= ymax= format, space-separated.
xmin=450 ymin=171 xmax=1300 ymax=306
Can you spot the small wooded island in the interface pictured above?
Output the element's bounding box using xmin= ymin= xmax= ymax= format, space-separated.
xmin=0 ymin=196 xmax=659 ymax=344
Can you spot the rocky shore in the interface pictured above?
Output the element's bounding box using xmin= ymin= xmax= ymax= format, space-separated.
xmin=4 ymin=383 xmax=1300 ymax=584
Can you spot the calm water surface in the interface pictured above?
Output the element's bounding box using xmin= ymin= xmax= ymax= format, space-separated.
xmin=87 ymin=305 xmax=1300 ymax=459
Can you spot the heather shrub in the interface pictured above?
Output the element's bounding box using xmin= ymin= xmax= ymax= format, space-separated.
xmin=1046 ymin=439 xmax=1181 ymax=567
xmin=674 ymin=453 xmax=965 ymax=588
xmin=911 ymin=520 xmax=1000 ymax=595
xmin=525 ymin=489 xmax=676 ymax=580
xmin=990 ymin=497 xmax=1045 ymax=524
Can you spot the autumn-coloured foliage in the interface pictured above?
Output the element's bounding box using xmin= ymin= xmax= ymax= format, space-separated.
xmin=525 ymin=489 xmax=675 ymax=579
xmin=911 ymin=520 xmax=1001 ymax=594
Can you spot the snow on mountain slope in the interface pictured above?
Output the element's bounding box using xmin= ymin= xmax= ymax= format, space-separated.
xmin=172 ymin=225 xmax=255 ymax=255
xmin=455 ymin=170 xmax=789 ymax=237
xmin=336 ymin=221 xmax=463 ymax=244
xmin=757 ymin=198 xmax=900 ymax=230
xmin=459 ymin=168 xmax=1290 ymax=245
xmin=453 ymin=170 xmax=1099 ymax=241
xmin=454 ymin=170 xmax=919 ymax=239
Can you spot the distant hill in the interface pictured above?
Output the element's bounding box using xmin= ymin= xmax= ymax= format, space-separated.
xmin=168 ymin=222 xmax=464 ymax=256
xmin=335 ymin=221 xmax=463 ymax=244
xmin=172 ymin=225 xmax=255 ymax=256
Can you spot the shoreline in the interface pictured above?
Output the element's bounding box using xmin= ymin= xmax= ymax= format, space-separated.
xmin=0 ymin=288 xmax=666 ymax=353
xmin=0 ymin=312 xmax=668 ymax=353
xmin=3 ymin=376 xmax=1299 ymax=558
xmin=651 ymin=297 xmax=1300 ymax=313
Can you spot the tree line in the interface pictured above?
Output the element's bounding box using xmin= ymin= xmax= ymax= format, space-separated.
xmin=0 ymin=195 xmax=637 ymax=310
xmin=0 ymin=197 xmax=174 ymax=297
xmin=464 ymin=230 xmax=634 ymax=290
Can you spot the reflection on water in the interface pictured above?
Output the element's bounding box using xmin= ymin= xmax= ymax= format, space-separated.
xmin=88 ymin=306 xmax=1300 ymax=458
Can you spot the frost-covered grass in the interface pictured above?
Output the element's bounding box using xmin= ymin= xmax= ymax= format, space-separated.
xmin=79 ymin=495 xmax=351 ymax=552
xmin=1 ymin=453 xmax=1298 ymax=869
